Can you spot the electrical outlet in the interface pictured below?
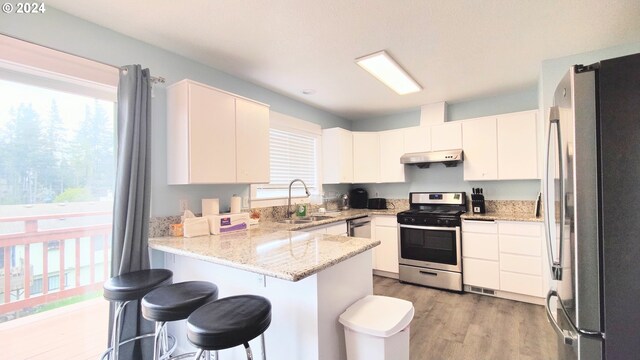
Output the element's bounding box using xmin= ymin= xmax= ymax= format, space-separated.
xmin=179 ymin=199 xmax=188 ymax=212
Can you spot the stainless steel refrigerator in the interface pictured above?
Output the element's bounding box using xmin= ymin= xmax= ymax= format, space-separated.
xmin=544 ymin=53 xmax=640 ymax=359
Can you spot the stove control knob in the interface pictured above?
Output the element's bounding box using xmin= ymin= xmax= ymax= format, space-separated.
xmin=410 ymin=217 xmax=416 ymax=224
xmin=436 ymin=219 xmax=443 ymax=225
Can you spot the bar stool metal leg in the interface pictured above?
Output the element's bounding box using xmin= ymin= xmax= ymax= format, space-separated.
xmin=261 ymin=333 xmax=267 ymax=360
xmin=243 ymin=343 xmax=254 ymax=360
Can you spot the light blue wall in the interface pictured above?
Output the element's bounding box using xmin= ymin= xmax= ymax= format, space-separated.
xmin=0 ymin=8 xmax=351 ymax=217
xmin=351 ymin=109 xmax=421 ymax=131
xmin=448 ymin=86 xmax=538 ymax=121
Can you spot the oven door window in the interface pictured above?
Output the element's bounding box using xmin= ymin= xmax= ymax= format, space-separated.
xmin=399 ymin=227 xmax=457 ymax=265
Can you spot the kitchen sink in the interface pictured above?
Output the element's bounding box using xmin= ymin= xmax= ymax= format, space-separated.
xmin=277 ymin=219 xmax=313 ymax=224
xmin=304 ymin=216 xmax=335 ymax=221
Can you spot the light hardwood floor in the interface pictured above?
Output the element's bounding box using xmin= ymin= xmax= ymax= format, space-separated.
xmin=373 ymin=276 xmax=558 ymax=360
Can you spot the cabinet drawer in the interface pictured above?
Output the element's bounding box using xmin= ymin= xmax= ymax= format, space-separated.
xmin=462 ymin=220 xmax=498 ymax=234
xmin=500 ymin=271 xmax=543 ymax=297
xmin=498 ymin=221 xmax=542 ymax=237
xmin=463 ymin=258 xmax=499 ymax=289
xmin=499 ymin=253 xmax=542 ymax=275
xmin=462 ymin=232 xmax=499 ymax=260
xmin=374 ymin=216 xmax=397 ymax=227
xmin=499 ymin=235 xmax=542 ymax=256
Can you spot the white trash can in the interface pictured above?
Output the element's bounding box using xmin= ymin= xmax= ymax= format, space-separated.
xmin=339 ymin=295 xmax=415 ymax=360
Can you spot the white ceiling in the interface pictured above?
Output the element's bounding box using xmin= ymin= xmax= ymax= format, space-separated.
xmin=46 ymin=0 xmax=640 ymax=120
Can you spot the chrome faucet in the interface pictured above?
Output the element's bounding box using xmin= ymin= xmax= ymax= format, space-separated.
xmin=288 ymin=178 xmax=311 ymax=218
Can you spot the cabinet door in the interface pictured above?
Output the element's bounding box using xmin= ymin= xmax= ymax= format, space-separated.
xmin=431 ymin=122 xmax=462 ymax=151
xmin=322 ymin=128 xmax=353 ymax=184
xmin=236 ymin=98 xmax=270 ymax=183
xmin=188 ymin=82 xmax=236 ymax=183
xmin=463 ymin=258 xmax=499 ymax=289
xmin=379 ymin=129 xmax=405 ymax=183
xmin=462 ymin=117 xmax=498 ymax=180
xmin=497 ymin=111 xmax=538 ymax=179
xmin=403 ymin=126 xmax=431 ymax=153
xmin=375 ymin=225 xmax=399 ymax=273
xmin=352 ymin=132 xmax=380 ymax=183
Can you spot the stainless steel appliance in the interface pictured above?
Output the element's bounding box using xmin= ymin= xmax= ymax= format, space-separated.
xmin=347 ymin=216 xmax=370 ymax=238
xmin=397 ymin=192 xmax=466 ymax=291
xmin=400 ymin=149 xmax=463 ymax=168
xmin=543 ymin=53 xmax=640 ymax=360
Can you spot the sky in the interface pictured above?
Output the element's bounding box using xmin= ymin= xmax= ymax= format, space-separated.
xmin=0 ymin=79 xmax=115 ymax=138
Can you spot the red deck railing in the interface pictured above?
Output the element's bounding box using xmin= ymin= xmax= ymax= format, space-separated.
xmin=0 ymin=211 xmax=112 ymax=315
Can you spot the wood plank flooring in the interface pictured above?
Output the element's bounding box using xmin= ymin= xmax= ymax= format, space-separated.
xmin=373 ymin=276 xmax=558 ymax=360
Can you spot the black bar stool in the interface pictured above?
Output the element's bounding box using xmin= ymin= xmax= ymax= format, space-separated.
xmin=101 ymin=268 xmax=173 ymax=360
xmin=141 ymin=281 xmax=219 ymax=360
xmin=187 ymin=295 xmax=272 ymax=360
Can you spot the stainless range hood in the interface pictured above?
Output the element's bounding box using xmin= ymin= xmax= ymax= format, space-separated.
xmin=400 ymin=149 xmax=463 ymax=168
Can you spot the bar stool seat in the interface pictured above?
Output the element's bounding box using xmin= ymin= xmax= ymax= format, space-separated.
xmin=100 ymin=269 xmax=173 ymax=360
xmin=142 ymin=281 xmax=219 ymax=322
xmin=187 ymin=295 xmax=271 ymax=359
xmin=104 ymin=268 xmax=174 ymax=302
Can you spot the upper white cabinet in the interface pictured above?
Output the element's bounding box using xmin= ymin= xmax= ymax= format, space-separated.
xmin=497 ymin=111 xmax=538 ymax=179
xmin=462 ymin=116 xmax=498 ymax=180
xmin=322 ymin=128 xmax=353 ymax=184
xmin=352 ymin=132 xmax=380 ymax=183
xmin=167 ymin=80 xmax=269 ymax=184
xmin=431 ymin=122 xmax=462 ymax=151
xmin=461 ymin=110 xmax=538 ymax=181
xmin=379 ymin=129 xmax=405 ymax=183
xmin=402 ymin=126 xmax=431 ymax=153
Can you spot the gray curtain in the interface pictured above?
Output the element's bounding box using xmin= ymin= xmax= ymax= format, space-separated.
xmin=109 ymin=64 xmax=153 ymax=360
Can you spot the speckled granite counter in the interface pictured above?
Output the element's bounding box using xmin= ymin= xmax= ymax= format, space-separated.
xmin=149 ymin=225 xmax=380 ymax=282
xmin=461 ymin=212 xmax=543 ymax=222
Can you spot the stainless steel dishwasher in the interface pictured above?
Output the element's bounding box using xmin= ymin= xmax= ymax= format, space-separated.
xmin=347 ymin=216 xmax=371 ymax=238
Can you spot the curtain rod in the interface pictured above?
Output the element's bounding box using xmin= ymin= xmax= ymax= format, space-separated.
xmin=1 ymin=33 xmax=166 ymax=84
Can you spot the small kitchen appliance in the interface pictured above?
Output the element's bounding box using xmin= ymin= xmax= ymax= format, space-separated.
xmin=471 ymin=188 xmax=485 ymax=214
xmin=367 ymin=198 xmax=387 ymax=210
xmin=397 ymin=192 xmax=466 ymax=292
xmin=349 ymin=188 xmax=369 ymax=209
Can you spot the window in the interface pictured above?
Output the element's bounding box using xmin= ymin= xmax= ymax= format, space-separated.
xmin=251 ymin=112 xmax=322 ymax=206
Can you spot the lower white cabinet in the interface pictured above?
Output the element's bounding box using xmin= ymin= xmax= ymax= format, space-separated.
xmin=462 ymin=219 xmax=546 ymax=303
xmin=371 ymin=215 xmax=399 ymax=276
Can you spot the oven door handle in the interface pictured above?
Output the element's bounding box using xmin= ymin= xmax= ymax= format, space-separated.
xmin=398 ymin=224 xmax=458 ymax=231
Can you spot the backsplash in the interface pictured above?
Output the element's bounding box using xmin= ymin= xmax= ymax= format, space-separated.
xmin=481 ymin=200 xmax=540 ymax=216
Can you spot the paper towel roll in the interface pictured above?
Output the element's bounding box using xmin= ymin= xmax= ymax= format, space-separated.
xmin=202 ymin=198 xmax=220 ymax=216
xmin=230 ymin=195 xmax=241 ymax=214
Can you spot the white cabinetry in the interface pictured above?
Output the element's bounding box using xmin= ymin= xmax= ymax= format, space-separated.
xmin=379 ymin=129 xmax=405 ymax=183
xmin=462 ymin=117 xmax=498 ymax=180
xmin=402 ymin=126 xmax=431 ymax=153
xmin=430 ymin=122 xmax=462 ymax=151
xmin=371 ymin=215 xmax=399 ymax=277
xmin=167 ymin=79 xmax=270 ymax=184
xmin=461 ymin=221 xmax=500 ymax=289
xmin=497 ymin=111 xmax=538 ymax=179
xmin=352 ymin=132 xmax=380 ymax=183
xmin=462 ymin=219 xmax=546 ymax=304
xmin=322 ymin=128 xmax=353 ymax=184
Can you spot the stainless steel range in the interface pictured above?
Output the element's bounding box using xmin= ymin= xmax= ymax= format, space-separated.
xmin=397 ymin=192 xmax=466 ymax=292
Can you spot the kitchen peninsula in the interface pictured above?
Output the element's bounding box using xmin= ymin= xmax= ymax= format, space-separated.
xmin=149 ymin=223 xmax=379 ymax=360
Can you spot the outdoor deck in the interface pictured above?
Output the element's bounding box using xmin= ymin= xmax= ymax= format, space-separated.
xmin=1 ymin=297 xmax=109 ymax=360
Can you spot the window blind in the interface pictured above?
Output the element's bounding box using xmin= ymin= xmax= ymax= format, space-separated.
xmin=255 ymin=128 xmax=318 ymax=199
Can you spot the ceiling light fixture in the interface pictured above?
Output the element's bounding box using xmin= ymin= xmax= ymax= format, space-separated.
xmin=355 ymin=50 xmax=422 ymax=95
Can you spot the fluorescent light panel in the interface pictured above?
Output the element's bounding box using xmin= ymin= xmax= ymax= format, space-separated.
xmin=356 ymin=51 xmax=422 ymax=95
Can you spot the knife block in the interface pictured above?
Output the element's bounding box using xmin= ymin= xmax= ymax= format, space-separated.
xmin=471 ymin=194 xmax=486 ymax=214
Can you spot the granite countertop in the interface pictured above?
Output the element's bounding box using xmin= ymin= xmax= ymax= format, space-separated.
xmin=149 ymin=226 xmax=380 ymax=282
xmin=461 ymin=212 xmax=543 ymax=222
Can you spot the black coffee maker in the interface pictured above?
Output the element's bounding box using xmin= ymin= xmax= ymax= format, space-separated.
xmin=349 ymin=188 xmax=369 ymax=209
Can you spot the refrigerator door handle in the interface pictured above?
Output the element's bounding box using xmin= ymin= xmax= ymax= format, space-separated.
xmin=545 ymin=290 xmax=577 ymax=345
xmin=546 ymin=290 xmax=604 ymax=342
xmin=545 ymin=106 xmax=564 ymax=280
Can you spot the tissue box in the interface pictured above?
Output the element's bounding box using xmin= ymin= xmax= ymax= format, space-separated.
xmin=183 ymin=217 xmax=210 ymax=238
xmin=207 ymin=213 xmax=249 ymax=235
